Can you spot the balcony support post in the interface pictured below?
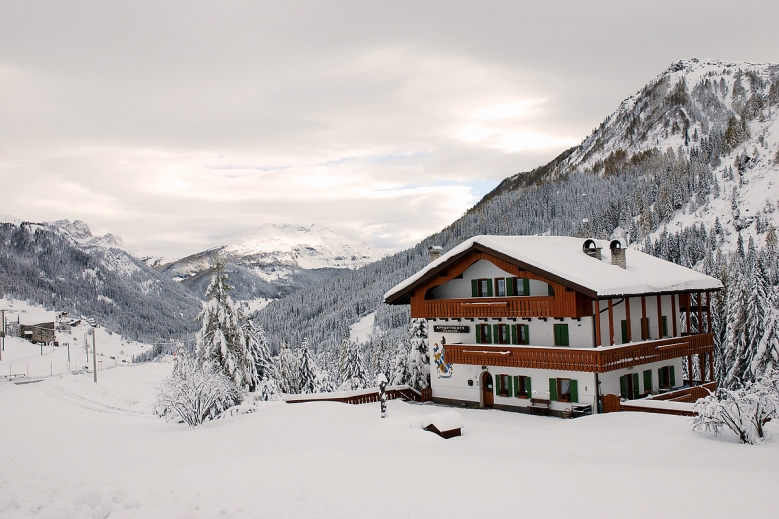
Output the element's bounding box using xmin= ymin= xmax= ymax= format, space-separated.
xmin=698 ymin=352 xmax=706 ymax=385
xmin=607 ymin=298 xmax=615 ymax=346
xmin=625 ymin=297 xmax=632 ymax=343
xmin=641 ymin=296 xmax=648 ymax=340
xmin=656 ymin=295 xmax=663 ymax=338
xmin=697 ymin=291 xmax=703 ymax=335
xmin=708 ymin=350 xmax=714 ymax=382
xmin=687 ymin=355 xmax=692 ymax=384
xmin=706 ymin=291 xmax=712 ymax=334
xmin=686 ymin=295 xmax=691 ymax=336
xmin=671 ymin=294 xmax=678 ymax=337
xmin=593 ymin=299 xmax=601 ymax=347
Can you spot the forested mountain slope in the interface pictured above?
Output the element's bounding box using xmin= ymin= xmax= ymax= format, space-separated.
xmin=258 ymin=59 xmax=779 ymax=357
xmin=0 ymin=221 xmax=202 ymax=342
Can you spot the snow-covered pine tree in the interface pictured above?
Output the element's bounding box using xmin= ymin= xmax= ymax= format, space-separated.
xmin=389 ymin=339 xmax=411 ymax=386
xmin=338 ymin=338 xmax=366 ymax=390
xmin=407 ymin=318 xmax=430 ymax=390
xmin=743 ymin=247 xmax=769 ymax=381
xmin=243 ymin=319 xmax=276 ymax=384
xmin=725 ymin=267 xmax=749 ymax=389
xmin=752 ymin=305 xmax=779 ymax=378
xmin=298 ymin=337 xmax=317 ymax=394
xmin=196 ymin=261 xmax=256 ymax=390
xmin=276 ymin=342 xmax=300 ymax=394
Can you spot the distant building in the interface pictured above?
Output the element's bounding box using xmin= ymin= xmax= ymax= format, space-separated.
xmin=19 ymin=322 xmax=55 ymax=344
xmin=384 ymin=236 xmax=722 ymax=416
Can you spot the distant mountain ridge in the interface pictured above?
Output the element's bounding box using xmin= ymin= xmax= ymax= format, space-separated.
xmin=157 ymin=223 xmax=386 ymax=301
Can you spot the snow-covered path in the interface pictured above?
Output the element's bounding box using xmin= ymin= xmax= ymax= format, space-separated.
xmin=1 ymin=363 xmax=778 ymax=519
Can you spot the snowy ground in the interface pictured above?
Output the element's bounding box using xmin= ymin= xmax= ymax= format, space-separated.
xmin=1 ymin=363 xmax=778 ymax=519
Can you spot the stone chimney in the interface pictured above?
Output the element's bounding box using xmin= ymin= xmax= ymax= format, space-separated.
xmin=428 ymin=245 xmax=443 ymax=263
xmin=582 ymin=239 xmax=602 ymax=261
xmin=610 ymin=239 xmax=626 ymax=269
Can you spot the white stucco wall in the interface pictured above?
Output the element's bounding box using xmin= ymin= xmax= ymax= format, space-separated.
xmin=428 ymin=316 xmax=593 ymax=349
xmin=594 ymin=294 xmax=681 ymax=345
xmin=427 ymin=259 xmax=552 ymax=299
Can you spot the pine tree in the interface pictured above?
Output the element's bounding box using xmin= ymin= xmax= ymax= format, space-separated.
xmin=338 ymin=339 xmax=366 ymax=390
xmin=196 ymin=262 xmax=255 ymax=390
xmin=751 ymin=305 xmax=779 ymax=378
xmin=276 ymin=342 xmax=300 ymax=394
xmin=298 ymin=338 xmax=317 ymax=394
xmin=743 ymin=252 xmax=769 ymax=381
xmin=407 ymin=318 xmax=430 ymax=390
xmin=243 ymin=319 xmax=276 ymax=383
xmin=725 ymin=268 xmax=749 ymax=388
xmin=389 ymin=340 xmax=411 ymax=386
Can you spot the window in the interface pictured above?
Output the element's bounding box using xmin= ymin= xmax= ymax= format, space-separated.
xmin=471 ymin=278 xmax=493 ymax=297
xmin=553 ymin=323 xmax=569 ymax=346
xmin=516 ymin=278 xmax=530 ymax=296
xmin=476 ymin=323 xmax=492 ymax=344
xmin=514 ymin=375 xmax=531 ymax=398
xmin=661 ymin=316 xmax=669 ymax=337
xmin=547 ymin=284 xmax=555 ymax=296
xmin=512 ymin=324 xmax=529 ymax=345
xmin=643 ymin=369 xmax=652 ymax=395
xmin=658 ymin=365 xmax=676 ymax=389
xmin=495 ymin=278 xmax=506 ymax=297
xmin=494 ymin=323 xmax=510 ymax=344
xmin=549 ymin=377 xmax=578 ymax=403
xmin=497 ymin=374 xmax=510 ymax=397
xmin=641 ymin=317 xmax=650 ymax=340
xmin=620 ymin=373 xmax=640 ymax=400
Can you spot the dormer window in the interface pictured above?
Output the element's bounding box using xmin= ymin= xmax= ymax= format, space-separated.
xmin=495 ymin=278 xmax=506 ymax=297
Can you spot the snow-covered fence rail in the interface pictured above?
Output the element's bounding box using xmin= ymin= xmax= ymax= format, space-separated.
xmin=284 ymin=385 xmax=432 ymax=405
xmin=650 ymin=382 xmax=716 ymax=403
xmin=602 ymin=383 xmax=716 ymax=416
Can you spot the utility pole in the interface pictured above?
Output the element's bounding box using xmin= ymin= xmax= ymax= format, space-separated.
xmin=92 ymin=327 xmax=97 ymax=383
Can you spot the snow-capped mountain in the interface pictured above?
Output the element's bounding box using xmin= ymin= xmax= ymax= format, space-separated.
xmin=158 ymin=223 xmax=386 ymax=301
xmin=491 ymin=58 xmax=779 ymax=252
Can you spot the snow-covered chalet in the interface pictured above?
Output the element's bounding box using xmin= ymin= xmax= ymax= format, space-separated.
xmin=384 ymin=236 xmax=722 ymax=416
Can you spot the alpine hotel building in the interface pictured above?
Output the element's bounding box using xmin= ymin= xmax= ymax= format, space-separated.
xmin=384 ymin=236 xmax=722 ymax=416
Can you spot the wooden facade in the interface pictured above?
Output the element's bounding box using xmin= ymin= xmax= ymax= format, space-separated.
xmin=409 ymin=250 xmax=591 ymax=319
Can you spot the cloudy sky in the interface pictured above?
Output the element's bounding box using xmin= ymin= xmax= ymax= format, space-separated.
xmin=2 ymin=1 xmax=778 ymax=256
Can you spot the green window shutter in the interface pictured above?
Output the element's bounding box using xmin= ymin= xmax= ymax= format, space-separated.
xmin=506 ymin=278 xmax=514 ymax=296
xmin=621 ymin=320 xmax=628 ymax=343
xmin=524 ymin=325 xmax=529 ymax=345
xmin=485 ymin=325 xmax=492 ymax=344
xmin=523 ymin=278 xmax=530 ymax=296
xmin=486 ymin=279 xmax=494 ymax=297
xmin=554 ymin=324 xmax=569 ymax=346
xmin=669 ymin=365 xmax=676 ymax=387
xmin=620 ymin=375 xmax=628 ymax=399
xmin=569 ymin=380 xmax=579 ymax=403
xmin=643 ymin=370 xmax=652 ymax=393
xmin=549 ymin=378 xmax=558 ymax=401
xmin=632 ymin=373 xmax=640 ymax=399
xmin=547 ymin=283 xmax=554 ymax=296
xmin=507 ymin=375 xmax=513 ymax=397
xmin=493 ymin=324 xmax=499 ymax=344
xmin=562 ymin=324 xmax=569 ymax=346
xmin=662 ymin=316 xmax=668 ymax=337
xmin=471 ymin=279 xmax=478 ymax=297
xmin=476 ymin=325 xmax=482 ymax=343
xmin=526 ymin=377 xmax=532 ymax=397
xmin=511 ymin=324 xmax=518 ymax=345
xmin=513 ymin=376 xmax=519 ymax=397
xmin=495 ymin=374 xmax=501 ymax=395
xmin=658 ymin=368 xmax=665 ymax=388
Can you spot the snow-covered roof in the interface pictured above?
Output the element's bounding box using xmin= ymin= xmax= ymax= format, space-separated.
xmin=384 ymin=236 xmax=722 ymax=303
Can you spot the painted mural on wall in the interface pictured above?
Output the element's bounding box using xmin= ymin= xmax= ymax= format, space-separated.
xmin=433 ymin=336 xmax=453 ymax=378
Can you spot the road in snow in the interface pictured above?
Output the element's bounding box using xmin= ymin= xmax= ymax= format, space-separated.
xmin=1 ymin=362 xmax=778 ymax=518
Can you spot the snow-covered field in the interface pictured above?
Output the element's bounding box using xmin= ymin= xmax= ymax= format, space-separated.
xmin=1 ymin=362 xmax=777 ymax=519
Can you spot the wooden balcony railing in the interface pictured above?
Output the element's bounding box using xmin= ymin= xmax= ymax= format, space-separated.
xmin=442 ymin=333 xmax=714 ymax=373
xmin=423 ymin=296 xmax=554 ymax=319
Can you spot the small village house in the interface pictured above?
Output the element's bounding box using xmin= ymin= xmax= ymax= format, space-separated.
xmin=384 ymin=236 xmax=722 ymax=416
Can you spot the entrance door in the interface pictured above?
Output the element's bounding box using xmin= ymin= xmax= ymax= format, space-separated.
xmin=482 ymin=372 xmax=494 ymax=408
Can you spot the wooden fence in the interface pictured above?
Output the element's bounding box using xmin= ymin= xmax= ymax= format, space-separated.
xmin=285 ymin=385 xmax=432 ymax=405
xmin=601 ymin=382 xmax=716 ymax=416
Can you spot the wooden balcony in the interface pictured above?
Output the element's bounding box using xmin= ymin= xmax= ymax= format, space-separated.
xmin=422 ymin=296 xmax=554 ymax=319
xmin=442 ymin=333 xmax=714 ymax=373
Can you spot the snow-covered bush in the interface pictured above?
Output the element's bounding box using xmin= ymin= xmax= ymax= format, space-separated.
xmin=693 ymin=370 xmax=779 ymax=444
xmin=156 ymin=355 xmax=243 ymax=428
